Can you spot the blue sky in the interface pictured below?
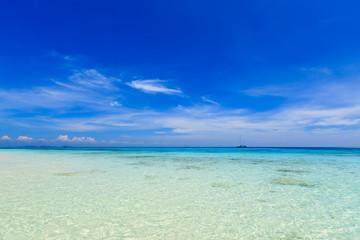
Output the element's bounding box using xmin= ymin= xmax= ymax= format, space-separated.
xmin=1 ymin=0 xmax=360 ymax=147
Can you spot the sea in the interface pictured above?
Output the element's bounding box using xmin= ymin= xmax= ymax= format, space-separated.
xmin=0 ymin=147 xmax=359 ymax=239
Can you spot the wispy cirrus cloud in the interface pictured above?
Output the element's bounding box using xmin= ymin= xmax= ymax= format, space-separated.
xmin=68 ymin=69 xmax=120 ymax=90
xmin=126 ymin=80 xmax=182 ymax=94
xmin=21 ymin=99 xmax=360 ymax=135
xmin=201 ymin=96 xmax=219 ymax=105
xmin=243 ymin=84 xmax=298 ymax=97
xmin=243 ymin=77 xmax=360 ymax=109
xmin=49 ymin=51 xmax=78 ymax=62
xmin=0 ymin=69 xmax=122 ymax=111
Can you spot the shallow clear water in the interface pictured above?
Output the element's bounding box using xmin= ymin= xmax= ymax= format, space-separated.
xmin=0 ymin=148 xmax=359 ymax=239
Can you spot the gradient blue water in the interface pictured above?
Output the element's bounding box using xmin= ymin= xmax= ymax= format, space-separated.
xmin=0 ymin=148 xmax=359 ymax=239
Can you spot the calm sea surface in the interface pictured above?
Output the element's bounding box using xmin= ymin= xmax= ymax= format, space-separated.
xmin=0 ymin=148 xmax=359 ymax=239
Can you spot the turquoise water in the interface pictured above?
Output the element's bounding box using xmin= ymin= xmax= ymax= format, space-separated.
xmin=0 ymin=148 xmax=359 ymax=239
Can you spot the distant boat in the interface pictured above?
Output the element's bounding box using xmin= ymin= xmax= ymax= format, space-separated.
xmin=236 ymin=145 xmax=247 ymax=148
xmin=236 ymin=135 xmax=247 ymax=148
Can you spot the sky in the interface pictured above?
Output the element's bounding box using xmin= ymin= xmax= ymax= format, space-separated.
xmin=1 ymin=0 xmax=360 ymax=147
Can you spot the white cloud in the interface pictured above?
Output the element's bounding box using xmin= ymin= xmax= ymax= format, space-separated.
xmin=39 ymin=113 xmax=143 ymax=132
xmin=243 ymin=84 xmax=299 ymax=97
xmin=201 ymin=96 xmax=219 ymax=105
xmin=86 ymin=137 xmax=95 ymax=142
xmin=310 ymin=128 xmax=341 ymax=134
xmin=17 ymin=136 xmax=33 ymax=141
xmin=176 ymin=105 xmax=220 ymax=116
xmin=69 ymin=69 xmax=120 ymax=90
xmin=243 ymin=79 xmax=360 ymax=108
xmin=11 ymin=97 xmax=360 ymax=138
xmin=1 ymin=134 xmax=97 ymax=144
xmin=57 ymin=135 xmax=70 ymax=141
xmin=63 ymin=55 xmax=76 ymax=61
xmin=313 ymin=118 xmax=360 ymax=126
xmin=0 ymin=69 xmax=122 ymax=111
xmin=110 ymin=101 xmax=122 ymax=107
xmin=71 ymin=136 xmax=96 ymax=142
xmin=72 ymin=136 xmax=86 ymax=142
xmin=127 ymin=80 xmax=182 ymax=94
xmin=1 ymin=135 xmax=11 ymax=140
xmin=0 ymin=134 xmax=101 ymax=146
xmin=49 ymin=51 xmax=77 ymax=61
xmin=154 ymin=131 xmax=167 ymax=134
xmin=153 ymin=103 xmax=360 ymax=134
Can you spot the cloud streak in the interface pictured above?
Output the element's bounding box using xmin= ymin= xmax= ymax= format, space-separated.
xmin=68 ymin=69 xmax=120 ymax=90
xmin=201 ymin=96 xmax=219 ymax=105
xmin=0 ymin=69 xmax=122 ymax=111
xmin=127 ymin=80 xmax=182 ymax=94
